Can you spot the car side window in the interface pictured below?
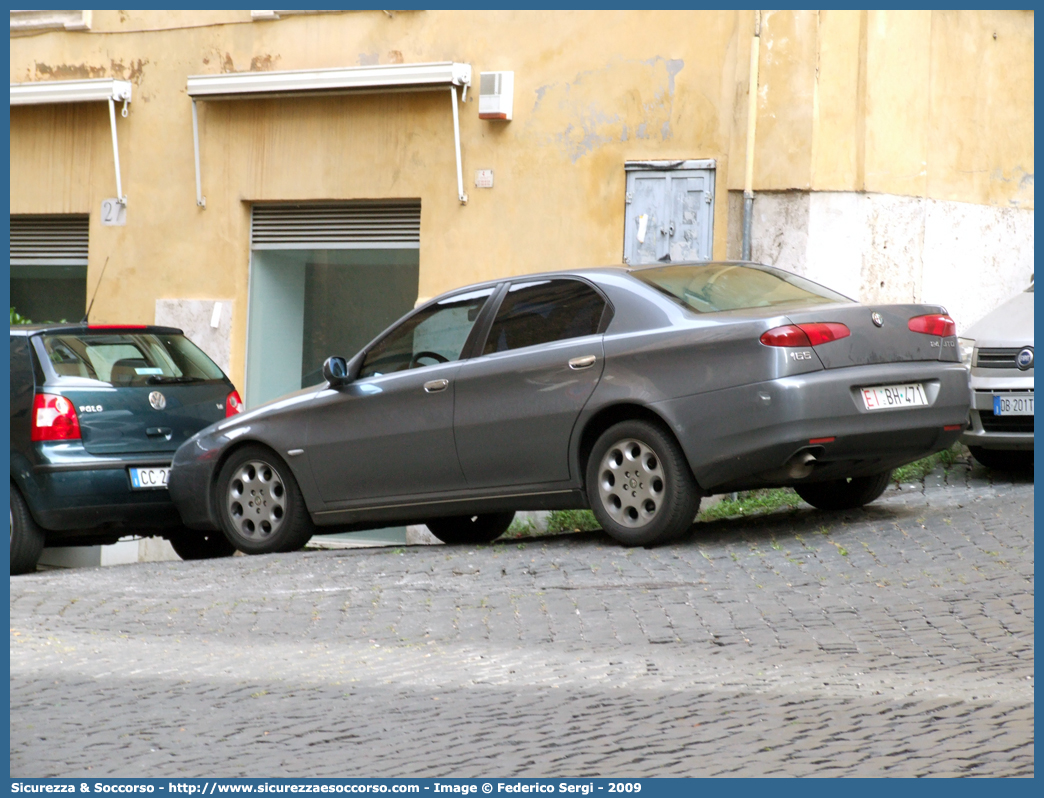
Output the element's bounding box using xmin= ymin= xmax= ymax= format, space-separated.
xmin=359 ymin=288 xmax=493 ymax=378
xmin=483 ymin=279 xmax=606 ymax=355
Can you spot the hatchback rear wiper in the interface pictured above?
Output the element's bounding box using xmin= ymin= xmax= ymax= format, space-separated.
xmin=146 ymin=375 xmax=204 ymax=384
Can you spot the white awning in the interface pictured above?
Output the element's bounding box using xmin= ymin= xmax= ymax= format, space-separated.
xmin=186 ymin=62 xmax=472 ymax=208
xmin=10 ymin=78 xmax=132 ymax=204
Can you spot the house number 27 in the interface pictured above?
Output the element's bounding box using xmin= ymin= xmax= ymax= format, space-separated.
xmin=101 ymin=198 xmax=127 ymax=227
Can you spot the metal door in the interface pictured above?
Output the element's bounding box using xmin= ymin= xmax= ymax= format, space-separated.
xmin=623 ymin=160 xmax=715 ymax=265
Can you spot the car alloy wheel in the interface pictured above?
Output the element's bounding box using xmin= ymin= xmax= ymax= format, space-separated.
xmin=227 ymin=460 xmax=287 ymax=542
xmin=586 ymin=419 xmax=700 ymax=547
xmin=597 ymin=438 xmax=665 ymax=528
xmin=216 ymin=445 xmax=314 ymax=554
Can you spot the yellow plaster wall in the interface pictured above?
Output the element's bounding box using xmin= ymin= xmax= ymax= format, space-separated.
xmin=9 ymin=10 xmax=1034 ymax=389
xmin=10 ymin=10 xmax=747 ymax=389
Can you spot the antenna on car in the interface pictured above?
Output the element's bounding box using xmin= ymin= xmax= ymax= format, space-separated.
xmin=80 ymin=255 xmax=111 ymax=325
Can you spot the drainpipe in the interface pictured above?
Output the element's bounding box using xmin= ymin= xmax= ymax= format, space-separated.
xmin=741 ymin=10 xmax=762 ymax=261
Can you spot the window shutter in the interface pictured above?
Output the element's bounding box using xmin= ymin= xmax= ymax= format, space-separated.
xmin=10 ymin=214 xmax=89 ymax=266
xmin=250 ymin=201 xmax=421 ymax=250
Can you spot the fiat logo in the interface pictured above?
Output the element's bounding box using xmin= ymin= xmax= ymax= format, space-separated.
xmin=871 ymin=312 xmax=884 ymax=327
xmin=148 ymin=391 xmax=167 ymax=410
xmin=1017 ymin=347 xmax=1034 ymax=370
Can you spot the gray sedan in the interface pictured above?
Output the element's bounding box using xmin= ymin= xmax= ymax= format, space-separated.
xmin=169 ymin=262 xmax=970 ymax=550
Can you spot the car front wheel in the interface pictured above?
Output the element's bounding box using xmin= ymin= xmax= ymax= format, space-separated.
xmin=216 ymin=445 xmax=315 ymax=555
xmin=794 ymin=471 xmax=892 ymax=511
xmin=10 ymin=484 xmax=45 ymax=575
xmin=426 ymin=512 xmax=515 ymax=545
xmin=167 ymin=529 xmax=237 ymax=561
xmin=586 ymin=420 xmax=701 ymax=547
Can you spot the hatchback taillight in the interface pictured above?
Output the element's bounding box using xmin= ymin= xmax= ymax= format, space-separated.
xmin=226 ymin=390 xmax=244 ymax=418
xmin=760 ymin=323 xmax=851 ymax=347
xmin=908 ymin=314 xmax=956 ymax=337
xmin=31 ymin=393 xmax=81 ymax=442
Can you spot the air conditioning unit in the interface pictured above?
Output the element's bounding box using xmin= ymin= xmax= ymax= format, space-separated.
xmin=478 ymin=71 xmax=513 ymax=121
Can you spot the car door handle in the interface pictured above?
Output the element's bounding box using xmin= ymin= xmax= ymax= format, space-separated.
xmin=569 ymin=355 xmax=597 ymax=370
xmin=146 ymin=427 xmax=172 ymax=437
xmin=423 ymin=379 xmax=449 ymax=393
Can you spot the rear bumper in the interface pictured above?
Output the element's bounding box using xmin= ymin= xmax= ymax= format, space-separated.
xmin=654 ymin=361 xmax=970 ymax=492
xmin=15 ymin=453 xmax=182 ymax=533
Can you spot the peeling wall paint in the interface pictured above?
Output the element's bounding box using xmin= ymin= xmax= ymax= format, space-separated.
xmin=529 ymin=56 xmax=684 ymax=163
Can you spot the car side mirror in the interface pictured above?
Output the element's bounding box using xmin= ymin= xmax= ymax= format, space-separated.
xmin=323 ymin=356 xmax=350 ymax=387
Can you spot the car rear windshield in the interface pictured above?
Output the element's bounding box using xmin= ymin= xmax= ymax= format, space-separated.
xmin=40 ymin=332 xmax=225 ymax=386
xmin=634 ymin=263 xmax=851 ymax=314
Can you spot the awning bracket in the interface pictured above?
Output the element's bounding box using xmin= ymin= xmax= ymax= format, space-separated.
xmin=192 ymin=99 xmax=206 ymax=209
xmin=107 ymin=98 xmax=127 ymax=205
xmin=452 ymin=86 xmax=467 ymax=205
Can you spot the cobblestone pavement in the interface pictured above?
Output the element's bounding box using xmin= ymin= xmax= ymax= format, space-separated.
xmin=11 ymin=463 xmax=1034 ymax=777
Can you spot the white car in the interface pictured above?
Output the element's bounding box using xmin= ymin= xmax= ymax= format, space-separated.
xmin=959 ymin=281 xmax=1034 ymax=470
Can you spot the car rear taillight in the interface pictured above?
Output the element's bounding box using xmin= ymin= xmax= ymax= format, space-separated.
xmin=797 ymin=322 xmax=850 ymax=346
xmin=760 ymin=323 xmax=851 ymax=347
xmin=226 ymin=390 xmax=244 ymax=418
xmin=31 ymin=394 xmax=81 ymax=442
xmin=908 ymin=314 xmax=956 ymax=336
xmin=760 ymin=326 xmax=811 ymax=347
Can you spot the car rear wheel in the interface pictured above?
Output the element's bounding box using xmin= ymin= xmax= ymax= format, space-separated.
xmin=216 ymin=446 xmax=315 ymax=555
xmin=794 ymin=471 xmax=892 ymax=511
xmin=167 ymin=529 xmax=237 ymax=561
xmin=586 ymin=420 xmax=701 ymax=547
xmin=969 ymin=447 xmax=1033 ymax=472
xmin=10 ymin=485 xmax=45 ymax=575
xmin=426 ymin=512 xmax=515 ymax=545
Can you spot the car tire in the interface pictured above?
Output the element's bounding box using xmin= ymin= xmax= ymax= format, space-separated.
xmin=216 ymin=445 xmax=315 ymax=555
xmin=794 ymin=471 xmax=892 ymax=511
xmin=585 ymin=420 xmax=701 ymax=547
xmin=167 ymin=529 xmax=237 ymax=561
xmin=10 ymin=484 xmax=45 ymax=576
xmin=426 ymin=512 xmax=515 ymax=545
xmin=969 ymin=447 xmax=1033 ymax=472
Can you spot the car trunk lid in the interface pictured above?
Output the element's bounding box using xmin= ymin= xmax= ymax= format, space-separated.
xmin=62 ymin=382 xmax=230 ymax=455
xmin=785 ymin=303 xmax=956 ymax=368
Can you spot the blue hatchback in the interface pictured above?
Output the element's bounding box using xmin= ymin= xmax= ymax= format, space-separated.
xmin=9 ymin=324 xmax=243 ymax=573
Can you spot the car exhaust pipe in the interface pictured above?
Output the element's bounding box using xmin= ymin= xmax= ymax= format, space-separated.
xmin=785 ymin=450 xmax=817 ymax=479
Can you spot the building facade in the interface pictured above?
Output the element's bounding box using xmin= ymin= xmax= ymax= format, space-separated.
xmin=10 ymin=9 xmax=1034 ymax=406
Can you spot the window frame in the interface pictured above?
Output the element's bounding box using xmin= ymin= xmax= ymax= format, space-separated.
xmin=356 ymin=284 xmax=502 ymax=379
xmin=469 ymin=276 xmax=614 ymax=358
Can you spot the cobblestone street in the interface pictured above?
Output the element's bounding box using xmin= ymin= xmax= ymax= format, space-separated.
xmin=10 ymin=466 xmax=1034 ymax=778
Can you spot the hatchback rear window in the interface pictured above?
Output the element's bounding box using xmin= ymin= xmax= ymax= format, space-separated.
xmin=40 ymin=332 xmax=225 ymax=386
xmin=634 ymin=263 xmax=850 ymax=314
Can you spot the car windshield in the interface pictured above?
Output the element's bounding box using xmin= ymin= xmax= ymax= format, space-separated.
xmin=40 ymin=331 xmax=225 ymax=386
xmin=634 ymin=263 xmax=851 ymax=314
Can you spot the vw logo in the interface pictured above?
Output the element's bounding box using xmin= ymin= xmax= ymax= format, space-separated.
xmin=871 ymin=312 xmax=884 ymax=328
xmin=148 ymin=391 xmax=167 ymax=410
xmin=1016 ymin=347 xmax=1034 ymax=370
